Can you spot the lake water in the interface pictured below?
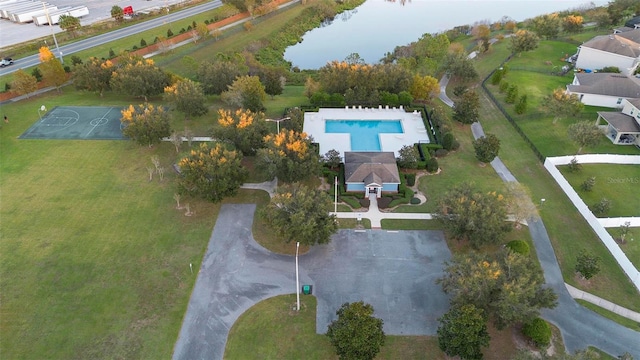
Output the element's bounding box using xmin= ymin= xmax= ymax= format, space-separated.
xmin=284 ymin=0 xmax=608 ymax=69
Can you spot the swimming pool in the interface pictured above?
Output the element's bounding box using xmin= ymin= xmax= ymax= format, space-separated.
xmin=325 ymin=120 xmax=403 ymax=151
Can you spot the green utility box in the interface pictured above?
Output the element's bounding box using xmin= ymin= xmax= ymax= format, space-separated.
xmin=302 ymin=285 xmax=312 ymax=295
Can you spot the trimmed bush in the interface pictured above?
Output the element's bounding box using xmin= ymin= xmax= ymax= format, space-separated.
xmin=167 ymin=28 xmax=174 ymax=37
xmin=426 ymin=158 xmax=439 ymax=173
xmin=522 ymin=318 xmax=551 ymax=347
xmin=506 ymin=240 xmax=530 ymax=255
xmin=410 ymin=197 xmax=421 ymax=204
xmin=405 ymin=173 xmax=416 ymax=186
xmin=442 ymin=132 xmax=455 ymax=150
xmin=435 ymin=149 xmax=449 ymax=158
xmin=377 ymin=196 xmax=392 ymax=209
xmin=358 ymin=198 xmax=370 ymax=208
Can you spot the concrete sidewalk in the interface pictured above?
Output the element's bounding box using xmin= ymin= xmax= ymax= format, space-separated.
xmin=565 ymin=283 xmax=640 ymax=322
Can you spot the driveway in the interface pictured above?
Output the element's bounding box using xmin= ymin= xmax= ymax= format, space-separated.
xmin=172 ymin=204 xmax=451 ymax=360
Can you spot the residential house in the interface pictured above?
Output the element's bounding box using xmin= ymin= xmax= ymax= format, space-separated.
xmin=344 ymin=152 xmax=400 ymax=197
xmin=595 ymin=98 xmax=640 ymax=146
xmin=566 ymin=72 xmax=640 ymax=108
xmin=574 ymin=29 xmax=640 ymax=76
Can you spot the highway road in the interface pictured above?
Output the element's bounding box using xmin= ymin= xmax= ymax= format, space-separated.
xmin=0 ymin=0 xmax=223 ymax=77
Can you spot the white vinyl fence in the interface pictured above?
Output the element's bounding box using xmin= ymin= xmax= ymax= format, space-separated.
xmin=544 ymin=155 xmax=640 ymax=291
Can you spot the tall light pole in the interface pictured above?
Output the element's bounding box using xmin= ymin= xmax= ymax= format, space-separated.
xmin=265 ymin=117 xmax=291 ymax=134
xmin=334 ymin=176 xmax=338 ymax=213
xmin=295 ymin=241 xmax=300 ymax=311
xmin=43 ymin=1 xmax=63 ymax=63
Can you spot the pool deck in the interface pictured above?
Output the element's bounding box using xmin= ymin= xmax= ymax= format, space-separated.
xmin=303 ymin=106 xmax=430 ymax=157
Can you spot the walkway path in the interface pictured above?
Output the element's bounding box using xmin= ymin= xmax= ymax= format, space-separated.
xmin=438 ymin=74 xmax=454 ymax=107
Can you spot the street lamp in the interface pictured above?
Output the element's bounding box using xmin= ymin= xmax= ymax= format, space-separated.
xmin=265 ymin=117 xmax=291 ymax=134
xmin=42 ymin=2 xmax=63 ymax=63
xmin=38 ymin=105 xmax=47 ymax=120
xmin=295 ymin=242 xmax=300 ymax=311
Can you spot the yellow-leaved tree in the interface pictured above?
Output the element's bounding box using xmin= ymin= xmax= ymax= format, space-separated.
xmin=210 ymin=108 xmax=267 ymax=155
xmin=120 ymin=103 xmax=171 ymax=147
xmin=38 ymin=46 xmax=67 ymax=92
xmin=255 ymin=130 xmax=321 ymax=183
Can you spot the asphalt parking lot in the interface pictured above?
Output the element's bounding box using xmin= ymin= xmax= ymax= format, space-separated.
xmin=172 ymin=204 xmax=452 ymax=360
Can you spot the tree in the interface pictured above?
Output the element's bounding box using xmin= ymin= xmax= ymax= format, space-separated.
xmin=111 ymin=5 xmax=124 ymax=22
xmin=453 ymin=90 xmax=480 ymax=124
xmin=396 ymin=145 xmax=419 ymax=169
xmin=210 ymin=108 xmax=268 ymax=155
xmin=322 ymin=149 xmax=342 ymax=169
xmin=567 ymin=120 xmax=601 ymax=154
xmin=435 ymin=182 xmax=511 ymax=248
xmin=443 ymin=52 xmax=478 ymax=83
xmin=509 ymin=29 xmax=539 ymax=55
xmin=177 ymin=143 xmax=248 ymax=203
xmin=59 ymin=15 xmax=81 ymax=37
xmin=163 ymin=79 xmax=208 ymax=120
xmin=304 ymin=76 xmax=321 ymax=99
xmin=505 ymin=84 xmax=518 ymax=104
xmin=437 ymin=304 xmax=489 ymax=360
xmin=592 ymin=197 xmax=611 ymax=217
xmin=409 ymin=74 xmax=439 ymax=102
xmin=221 ymin=75 xmax=266 ymax=112
xmin=437 ymin=250 xmax=557 ymax=329
xmin=581 ymin=176 xmax=596 ymax=192
xmin=73 ymin=57 xmax=113 ymax=96
xmin=261 ymin=183 xmax=337 ymax=246
xmin=10 ymin=69 xmax=38 ymax=98
xmin=531 ymin=13 xmax=561 ymax=39
xmin=39 ymin=46 xmax=66 ymax=92
xmin=195 ymin=23 xmax=209 ymax=41
xmin=562 ymin=15 xmax=584 ymax=33
xmin=515 ymin=94 xmax=528 ymax=114
xmin=258 ymin=67 xmax=285 ymax=99
xmin=197 ymin=59 xmax=246 ymax=95
xmin=326 ymin=302 xmax=385 ymax=360
xmin=120 ymin=103 xmax=171 ymax=146
xmin=111 ymin=56 xmax=170 ymax=101
xmin=543 ymin=88 xmax=584 ymax=124
xmin=473 ymin=133 xmax=500 ymax=163
xmin=575 ymin=250 xmax=601 ymax=280
xmin=472 ymin=23 xmax=491 ymax=53
xmin=505 ymin=182 xmax=538 ymax=227
xmin=255 ymin=130 xmax=321 ymax=183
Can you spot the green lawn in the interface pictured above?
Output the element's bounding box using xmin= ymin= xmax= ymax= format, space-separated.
xmin=607 ymin=227 xmax=640 ymax=270
xmin=558 ymin=164 xmax=640 ymax=217
xmin=224 ymin=294 xmax=519 ymax=360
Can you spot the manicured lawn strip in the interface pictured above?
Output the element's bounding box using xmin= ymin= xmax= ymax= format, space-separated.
xmin=381 ymin=219 xmax=441 ymax=230
xmin=575 ymin=300 xmax=640 ymax=332
xmin=224 ymin=294 xmax=518 ymax=360
xmin=558 ymin=164 xmax=640 ymax=217
xmin=476 ymin=85 xmax=640 ymax=312
xmin=607 ymin=227 xmax=640 ymax=270
xmin=505 ymin=40 xmax=577 ymax=73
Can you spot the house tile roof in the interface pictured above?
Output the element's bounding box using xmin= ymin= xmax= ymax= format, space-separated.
xmin=344 ymin=152 xmax=400 ymax=184
xmin=598 ymin=111 xmax=640 ymax=133
xmin=568 ymin=73 xmax=640 ymax=98
xmin=580 ymin=29 xmax=640 ymax=58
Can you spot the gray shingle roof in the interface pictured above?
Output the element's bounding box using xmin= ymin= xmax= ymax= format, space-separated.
xmin=627 ymin=98 xmax=640 ymax=109
xmin=344 ymin=152 xmax=400 ymax=184
xmin=568 ymin=73 xmax=640 ymax=98
xmin=597 ymin=111 xmax=640 ymax=133
xmin=581 ymin=29 xmax=640 ymax=58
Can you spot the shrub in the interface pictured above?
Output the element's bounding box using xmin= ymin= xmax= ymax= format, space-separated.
xmin=505 ymin=85 xmax=518 ymax=104
xmin=140 ymin=38 xmax=147 ymax=47
xmin=108 ymin=48 xmax=116 ymax=58
xmin=522 ymin=318 xmax=551 ymax=347
xmin=450 ymin=139 xmax=460 ymax=151
xmin=442 ymin=132 xmax=455 ymax=150
xmin=575 ymin=250 xmax=601 ymax=280
xmin=580 ymin=176 xmax=595 ymax=191
xmin=515 ymin=94 xmax=527 ymax=114
xmin=405 ymin=173 xmax=416 ymax=186
xmin=377 ymin=196 xmax=392 ymax=209
xmin=31 ymin=67 xmax=43 ymax=82
xmin=567 ymin=157 xmax=581 ymax=172
xmin=435 ymin=149 xmax=449 ymax=158
xmin=490 ymin=70 xmax=503 ymax=85
xmin=132 ymin=45 xmax=138 ymax=50
xmin=426 ymin=158 xmax=439 ymax=173
xmin=358 ymin=198 xmax=370 ymax=208
xmin=506 ymin=240 xmax=530 ymax=255
xmin=410 ymin=197 xmax=421 ymax=204
xmin=592 ymin=198 xmax=611 ymax=216
xmin=63 ymin=65 xmax=71 ymax=73
xmin=4 ymin=83 xmax=10 ymax=91
xmin=167 ymin=28 xmax=174 ymax=37
xmin=598 ymin=66 xmax=620 ymax=73
xmin=70 ymin=55 xmax=83 ymax=66
xmin=204 ymin=19 xmax=210 ymax=25
xmin=499 ymin=80 xmax=509 ymax=93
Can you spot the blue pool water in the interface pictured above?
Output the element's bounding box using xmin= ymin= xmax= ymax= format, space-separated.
xmin=325 ymin=120 xmax=403 ymax=151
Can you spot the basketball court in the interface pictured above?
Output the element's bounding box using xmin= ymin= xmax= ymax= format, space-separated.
xmin=19 ymin=106 xmax=125 ymax=140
